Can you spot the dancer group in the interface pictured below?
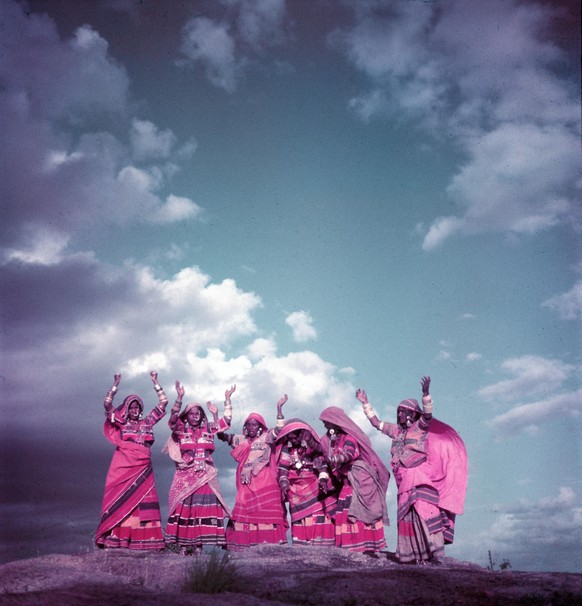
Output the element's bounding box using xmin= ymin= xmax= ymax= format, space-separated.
xmin=96 ymin=371 xmax=467 ymax=564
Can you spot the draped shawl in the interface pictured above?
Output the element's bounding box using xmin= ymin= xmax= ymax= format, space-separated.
xmin=319 ymin=406 xmax=390 ymax=525
xmin=96 ymin=396 xmax=160 ymax=542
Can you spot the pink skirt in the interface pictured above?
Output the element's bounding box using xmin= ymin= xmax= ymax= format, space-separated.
xmin=333 ymin=484 xmax=386 ymax=553
xmin=166 ymin=482 xmax=227 ymax=547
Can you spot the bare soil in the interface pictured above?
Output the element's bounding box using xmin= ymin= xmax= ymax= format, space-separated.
xmin=1 ymin=545 xmax=581 ymax=605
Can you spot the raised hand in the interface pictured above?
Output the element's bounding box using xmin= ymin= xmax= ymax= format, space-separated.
xmin=207 ymin=401 xmax=218 ymax=416
xmin=150 ymin=370 xmax=159 ymax=384
xmin=175 ymin=380 xmax=185 ymax=399
xmin=225 ymin=385 xmax=236 ymax=401
xmin=420 ymin=376 xmax=431 ymax=396
xmin=277 ymin=394 xmax=288 ymax=408
xmin=355 ymin=388 xmax=368 ymax=405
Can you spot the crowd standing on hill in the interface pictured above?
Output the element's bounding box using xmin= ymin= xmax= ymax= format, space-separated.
xmin=97 ymin=372 xmax=467 ymax=564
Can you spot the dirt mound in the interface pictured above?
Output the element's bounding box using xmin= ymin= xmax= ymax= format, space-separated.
xmin=1 ymin=545 xmax=581 ymax=605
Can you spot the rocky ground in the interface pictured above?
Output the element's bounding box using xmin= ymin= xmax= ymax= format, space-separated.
xmin=1 ymin=545 xmax=581 ymax=605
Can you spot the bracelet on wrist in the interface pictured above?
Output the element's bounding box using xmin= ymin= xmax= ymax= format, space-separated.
xmin=110 ymin=385 xmax=118 ymax=393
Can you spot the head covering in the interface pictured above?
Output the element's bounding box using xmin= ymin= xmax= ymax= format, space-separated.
xmin=243 ymin=412 xmax=267 ymax=432
xmin=179 ymin=403 xmax=207 ymax=424
xmin=397 ymin=399 xmax=421 ymax=413
xmin=276 ymin=418 xmax=319 ymax=443
xmin=119 ymin=394 xmax=143 ymax=418
xmin=319 ymin=406 xmax=390 ymax=493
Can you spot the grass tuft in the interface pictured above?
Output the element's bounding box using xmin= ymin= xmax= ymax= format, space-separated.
xmin=182 ymin=549 xmax=239 ymax=594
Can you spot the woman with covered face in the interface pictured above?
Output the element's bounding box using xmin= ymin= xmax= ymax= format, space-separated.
xmin=218 ymin=395 xmax=289 ymax=550
xmin=357 ymin=376 xmax=468 ymax=565
xmin=96 ymin=371 xmax=168 ymax=550
xmin=275 ymin=419 xmax=336 ymax=546
xmin=164 ymin=383 xmax=235 ymax=555
xmin=319 ymin=406 xmax=390 ymax=556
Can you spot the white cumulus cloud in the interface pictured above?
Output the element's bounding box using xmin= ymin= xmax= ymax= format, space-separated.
xmin=285 ymin=310 xmax=318 ymax=343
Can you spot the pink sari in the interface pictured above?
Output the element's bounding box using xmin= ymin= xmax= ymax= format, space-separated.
xmin=96 ymin=397 xmax=164 ymax=549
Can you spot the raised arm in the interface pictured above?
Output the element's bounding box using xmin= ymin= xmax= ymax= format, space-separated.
xmin=356 ymin=388 xmax=381 ymax=430
xmin=276 ymin=394 xmax=288 ymax=430
xmin=207 ymin=400 xmax=219 ymax=423
xmin=169 ymin=380 xmax=185 ymax=428
xmin=150 ymin=370 xmax=168 ymax=410
xmin=420 ymin=375 xmax=433 ymax=419
xmin=224 ymin=384 xmax=235 ymax=424
xmin=103 ymin=373 xmax=121 ymax=413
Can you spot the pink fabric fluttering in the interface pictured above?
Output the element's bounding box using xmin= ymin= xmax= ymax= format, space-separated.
xmin=424 ymin=418 xmax=468 ymax=515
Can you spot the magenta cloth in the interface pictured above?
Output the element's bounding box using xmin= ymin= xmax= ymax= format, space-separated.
xmin=229 ymin=413 xmax=287 ymax=526
xmin=319 ymin=406 xmax=390 ymax=496
xmin=97 ymin=397 xmax=163 ymax=543
xmin=276 ymin=418 xmax=337 ymax=524
xmin=424 ymin=418 xmax=468 ymax=515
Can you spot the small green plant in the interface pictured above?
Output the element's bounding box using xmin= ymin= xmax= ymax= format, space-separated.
xmin=183 ymin=549 xmax=239 ymax=594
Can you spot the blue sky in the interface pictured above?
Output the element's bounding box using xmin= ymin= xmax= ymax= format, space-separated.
xmin=1 ymin=0 xmax=580 ymax=572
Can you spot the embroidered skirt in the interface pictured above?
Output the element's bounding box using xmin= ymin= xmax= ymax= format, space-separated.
xmin=166 ymin=482 xmax=227 ymax=547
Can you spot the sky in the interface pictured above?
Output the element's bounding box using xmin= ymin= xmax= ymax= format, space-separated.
xmin=0 ymin=0 xmax=580 ymax=573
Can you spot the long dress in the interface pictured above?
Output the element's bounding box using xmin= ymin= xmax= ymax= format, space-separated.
xmin=319 ymin=406 xmax=389 ymax=554
xmin=276 ymin=419 xmax=336 ymax=546
xmin=225 ymin=413 xmax=288 ymax=550
xmin=96 ymin=395 xmax=165 ymax=550
xmin=381 ymin=400 xmax=468 ymax=563
xmin=164 ymin=405 xmax=231 ymax=551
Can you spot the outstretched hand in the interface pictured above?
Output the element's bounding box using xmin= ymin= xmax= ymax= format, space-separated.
xmin=355 ymin=388 xmax=368 ymax=405
xmin=207 ymin=401 xmax=218 ymax=415
xmin=175 ymin=380 xmax=185 ymax=399
xmin=421 ymin=376 xmax=431 ymax=396
xmin=113 ymin=373 xmax=121 ymax=387
xmin=225 ymin=385 xmax=236 ymax=400
xmin=150 ymin=370 xmax=158 ymax=384
xmin=277 ymin=394 xmax=288 ymax=408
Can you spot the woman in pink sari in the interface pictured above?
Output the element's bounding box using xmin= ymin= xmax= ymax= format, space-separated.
xmin=164 ymin=382 xmax=234 ymax=555
xmin=357 ymin=376 xmax=468 ymax=564
xmin=218 ymin=395 xmax=288 ymax=550
xmin=319 ymin=406 xmax=389 ymax=556
xmin=276 ymin=419 xmax=336 ymax=546
xmin=96 ymin=371 xmax=168 ymax=550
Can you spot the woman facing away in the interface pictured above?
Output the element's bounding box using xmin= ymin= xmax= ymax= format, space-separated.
xmin=217 ymin=394 xmax=289 ymax=550
xmin=357 ymin=376 xmax=468 ymax=565
xmin=318 ymin=406 xmax=390 ymax=556
xmin=163 ymin=382 xmax=235 ymax=555
xmin=275 ymin=419 xmax=337 ymax=547
xmin=96 ymin=371 xmax=168 ymax=550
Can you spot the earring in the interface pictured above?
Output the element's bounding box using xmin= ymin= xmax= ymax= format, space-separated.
xmin=257 ymin=427 xmax=262 ymax=436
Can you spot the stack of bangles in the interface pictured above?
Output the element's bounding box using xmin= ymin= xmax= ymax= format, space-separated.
xmin=171 ymin=401 xmax=182 ymax=414
xmin=224 ymin=401 xmax=233 ymax=419
xmin=422 ymin=395 xmax=433 ymax=414
xmin=153 ymin=384 xmax=168 ymax=405
xmin=276 ymin=416 xmax=285 ymax=428
xmin=104 ymin=384 xmax=118 ymax=403
xmin=363 ymin=403 xmax=384 ymax=431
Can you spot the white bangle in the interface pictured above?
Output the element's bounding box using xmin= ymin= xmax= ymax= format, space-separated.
xmin=318 ymin=472 xmax=329 ymax=481
xmin=154 ymin=384 xmax=162 ymax=392
xmin=379 ymin=421 xmax=385 ymax=432
xmin=110 ymin=385 xmax=118 ymax=393
xmin=363 ymin=404 xmax=376 ymax=419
